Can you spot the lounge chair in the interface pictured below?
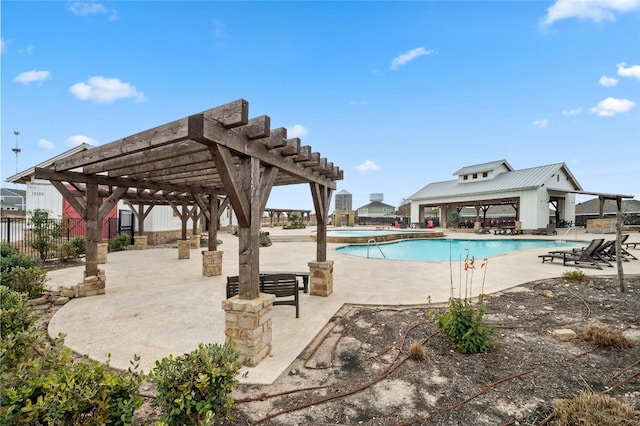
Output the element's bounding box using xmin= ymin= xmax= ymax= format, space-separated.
xmin=601 ymin=235 xmax=638 ymax=261
xmin=532 ymin=224 xmax=557 ymax=236
xmin=538 ymin=238 xmax=611 ymax=269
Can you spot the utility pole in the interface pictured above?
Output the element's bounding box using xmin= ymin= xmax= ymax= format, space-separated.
xmin=12 ymin=130 xmax=22 ymax=174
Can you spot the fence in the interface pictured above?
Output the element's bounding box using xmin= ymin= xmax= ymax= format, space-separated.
xmin=1 ymin=216 xmax=122 ymax=260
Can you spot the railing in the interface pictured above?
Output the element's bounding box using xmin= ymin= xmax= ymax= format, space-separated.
xmin=557 ymin=226 xmax=578 ymax=242
xmin=1 ymin=216 xmax=121 ymax=260
xmin=366 ymin=238 xmax=386 ymax=259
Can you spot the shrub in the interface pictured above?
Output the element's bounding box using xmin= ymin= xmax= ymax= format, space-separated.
xmin=150 ymin=341 xmax=246 ymax=425
xmin=0 ymin=243 xmax=39 ymax=274
xmin=28 ymin=209 xmax=62 ymax=261
xmin=70 ymin=236 xmax=86 ymax=255
xmin=111 ymin=233 xmax=131 ymax=249
xmin=259 ymin=231 xmax=272 ymax=247
xmin=1 ymin=267 xmax=46 ymax=299
xmin=562 ymin=268 xmax=587 ymax=283
xmin=0 ymin=287 xmax=143 ymax=425
xmin=0 ymin=286 xmax=41 ymax=369
xmin=437 ymin=298 xmax=495 ymax=354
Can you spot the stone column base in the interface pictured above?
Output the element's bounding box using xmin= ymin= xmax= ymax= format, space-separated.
xmin=97 ymin=242 xmax=108 ymax=264
xmin=177 ymin=240 xmax=190 ymax=259
xmin=308 ymin=260 xmax=334 ymax=297
xmin=191 ymin=234 xmax=201 ymax=249
xmin=222 ymin=293 xmax=275 ymax=367
xmin=57 ymin=269 xmax=107 ymax=298
xmin=202 ymin=250 xmax=223 ymax=277
xmin=134 ymin=238 xmax=147 ymax=250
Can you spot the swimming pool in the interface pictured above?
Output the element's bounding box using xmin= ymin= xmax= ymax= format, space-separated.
xmin=322 ymin=228 xmax=444 ymax=243
xmin=336 ymin=239 xmax=578 ymax=261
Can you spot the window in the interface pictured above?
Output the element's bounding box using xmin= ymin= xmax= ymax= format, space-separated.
xmin=472 ymin=173 xmax=478 ymax=179
xmin=463 ymin=175 xmax=468 ymax=180
xmin=482 ymin=172 xmax=488 ymax=178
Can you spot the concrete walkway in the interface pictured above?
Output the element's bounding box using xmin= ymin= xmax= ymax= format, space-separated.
xmin=46 ymin=227 xmax=640 ymax=384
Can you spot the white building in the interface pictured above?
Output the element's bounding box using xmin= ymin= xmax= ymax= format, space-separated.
xmin=408 ymin=160 xmax=582 ymax=230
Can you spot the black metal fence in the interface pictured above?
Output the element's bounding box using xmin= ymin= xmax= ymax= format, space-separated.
xmin=1 ymin=216 xmax=122 ymax=260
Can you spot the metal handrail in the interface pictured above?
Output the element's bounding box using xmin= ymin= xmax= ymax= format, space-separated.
xmin=366 ymin=238 xmax=386 ymax=259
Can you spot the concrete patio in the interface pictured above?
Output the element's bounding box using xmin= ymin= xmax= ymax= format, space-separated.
xmin=46 ymin=227 xmax=640 ymax=384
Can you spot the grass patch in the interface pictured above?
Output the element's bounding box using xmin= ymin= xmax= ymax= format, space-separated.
xmin=551 ymin=393 xmax=639 ymax=426
xmin=579 ymin=325 xmax=634 ymax=348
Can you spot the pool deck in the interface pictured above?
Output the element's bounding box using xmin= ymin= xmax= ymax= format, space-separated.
xmin=46 ymin=227 xmax=640 ymax=384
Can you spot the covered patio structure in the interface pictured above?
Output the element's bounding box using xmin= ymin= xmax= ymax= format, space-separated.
xmin=33 ymin=99 xmax=343 ymax=365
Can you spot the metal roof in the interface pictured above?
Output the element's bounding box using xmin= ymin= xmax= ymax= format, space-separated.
xmin=409 ymin=162 xmax=582 ymax=201
xmin=453 ymin=159 xmax=513 ymax=176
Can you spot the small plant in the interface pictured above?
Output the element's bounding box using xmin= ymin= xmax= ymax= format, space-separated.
xmin=111 ymin=233 xmax=131 ymax=249
xmin=259 ymin=231 xmax=272 ymax=247
xmin=28 ymin=209 xmax=62 ymax=261
xmin=150 ymin=341 xmax=246 ymax=425
xmin=409 ymin=341 xmax=426 ymax=361
xmin=562 ymin=268 xmax=587 ymax=283
xmin=69 ymin=236 xmax=86 ymax=255
xmin=550 ymin=392 xmax=638 ymax=426
xmin=437 ymin=298 xmax=495 ymax=354
xmin=579 ymin=325 xmax=634 ymax=348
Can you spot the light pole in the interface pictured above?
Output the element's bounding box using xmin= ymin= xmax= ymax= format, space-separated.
xmin=12 ymin=130 xmax=22 ymax=174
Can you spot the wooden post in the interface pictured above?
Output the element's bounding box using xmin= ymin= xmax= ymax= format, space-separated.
xmin=85 ymin=183 xmax=100 ymax=276
xmin=310 ymin=183 xmax=332 ymax=262
xmin=208 ymin=195 xmax=219 ymax=252
xmin=615 ymin=196 xmax=625 ymax=293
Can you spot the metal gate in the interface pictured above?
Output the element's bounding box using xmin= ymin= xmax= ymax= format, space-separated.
xmin=117 ymin=210 xmax=134 ymax=244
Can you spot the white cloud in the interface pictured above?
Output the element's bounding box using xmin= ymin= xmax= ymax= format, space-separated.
xmin=540 ymin=0 xmax=640 ymax=27
xmin=562 ymin=107 xmax=582 ymax=116
xmin=390 ymin=47 xmax=434 ymax=71
xmin=65 ymin=135 xmax=98 ymax=147
xmin=68 ymin=1 xmax=117 ymax=20
xmin=13 ymin=70 xmax=51 ymax=84
xmin=599 ymin=76 xmax=618 ymax=86
xmin=38 ymin=139 xmax=56 ymax=150
xmin=533 ymin=119 xmax=549 ymax=128
xmin=617 ymin=62 xmax=640 ymax=79
xmin=355 ymin=160 xmax=379 ymax=173
xmin=589 ymin=97 xmax=636 ymax=117
xmin=69 ymin=76 xmax=146 ymax=103
xmin=287 ymin=124 xmax=308 ymax=138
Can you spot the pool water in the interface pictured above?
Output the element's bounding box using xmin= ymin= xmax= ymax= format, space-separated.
xmin=336 ymin=239 xmax=578 ymax=261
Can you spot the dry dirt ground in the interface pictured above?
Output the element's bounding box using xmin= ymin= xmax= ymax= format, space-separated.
xmin=37 ymin=269 xmax=640 ymax=425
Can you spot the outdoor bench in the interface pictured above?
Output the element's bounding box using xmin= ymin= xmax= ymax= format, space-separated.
xmin=226 ymin=273 xmax=299 ymax=318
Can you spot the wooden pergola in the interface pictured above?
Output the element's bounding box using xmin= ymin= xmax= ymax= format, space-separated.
xmin=34 ymin=99 xmax=343 ymax=300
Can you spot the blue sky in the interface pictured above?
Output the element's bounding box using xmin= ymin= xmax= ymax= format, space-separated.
xmin=2 ymin=1 xmax=639 ymax=212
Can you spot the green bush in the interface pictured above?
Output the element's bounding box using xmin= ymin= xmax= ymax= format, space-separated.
xmin=0 ymin=286 xmax=42 ymax=369
xmin=0 ymin=243 xmax=39 ymax=274
xmin=0 ymin=286 xmax=143 ymax=425
xmin=1 ymin=266 xmax=46 ymax=299
xmin=437 ymin=298 xmax=495 ymax=354
xmin=70 ymin=236 xmax=86 ymax=255
xmin=150 ymin=341 xmax=246 ymax=425
xmin=111 ymin=233 xmax=131 ymax=249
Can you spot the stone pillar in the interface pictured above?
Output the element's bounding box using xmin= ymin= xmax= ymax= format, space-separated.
xmin=134 ymin=237 xmax=147 ymax=250
xmin=97 ymin=242 xmax=108 ymax=264
xmin=191 ymin=234 xmax=201 ymax=249
xmin=308 ymin=260 xmax=334 ymax=297
xmin=473 ymin=222 xmax=481 ymax=231
xmin=177 ymin=240 xmax=191 ymax=259
xmin=202 ymin=250 xmax=223 ymax=277
xmin=222 ymin=293 xmax=275 ymax=367
xmin=75 ymin=269 xmax=107 ymax=297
